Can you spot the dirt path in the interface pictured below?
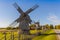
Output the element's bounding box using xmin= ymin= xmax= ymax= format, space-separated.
xmin=54 ymin=29 xmax=60 ymax=40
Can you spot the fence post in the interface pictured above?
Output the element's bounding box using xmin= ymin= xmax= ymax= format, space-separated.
xmin=4 ymin=32 xmax=6 ymax=40
xmin=18 ymin=30 xmax=20 ymax=40
xmin=11 ymin=31 xmax=14 ymax=40
xmin=12 ymin=32 xmax=14 ymax=40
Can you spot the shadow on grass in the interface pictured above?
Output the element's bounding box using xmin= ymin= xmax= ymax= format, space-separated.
xmin=40 ymin=33 xmax=60 ymax=36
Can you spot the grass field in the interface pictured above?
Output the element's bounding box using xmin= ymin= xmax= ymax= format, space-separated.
xmin=32 ymin=30 xmax=57 ymax=40
xmin=0 ymin=29 xmax=39 ymax=40
xmin=0 ymin=30 xmax=19 ymax=40
xmin=0 ymin=29 xmax=57 ymax=40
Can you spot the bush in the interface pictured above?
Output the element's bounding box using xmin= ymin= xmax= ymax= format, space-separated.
xmin=6 ymin=27 xmax=13 ymax=30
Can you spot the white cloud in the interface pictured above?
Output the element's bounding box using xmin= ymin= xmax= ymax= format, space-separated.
xmin=47 ymin=13 xmax=60 ymax=24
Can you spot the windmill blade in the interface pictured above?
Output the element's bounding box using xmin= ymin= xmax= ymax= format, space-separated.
xmin=11 ymin=22 xmax=19 ymax=27
xmin=8 ymin=18 xmax=20 ymax=27
xmin=25 ymin=4 xmax=39 ymax=14
xmin=8 ymin=20 xmax=17 ymax=27
xmin=8 ymin=21 xmax=19 ymax=27
xmin=13 ymin=3 xmax=24 ymax=14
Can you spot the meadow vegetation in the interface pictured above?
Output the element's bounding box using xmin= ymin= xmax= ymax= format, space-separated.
xmin=32 ymin=30 xmax=57 ymax=40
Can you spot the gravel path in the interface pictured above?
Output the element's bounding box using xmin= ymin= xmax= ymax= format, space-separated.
xmin=54 ymin=29 xmax=60 ymax=40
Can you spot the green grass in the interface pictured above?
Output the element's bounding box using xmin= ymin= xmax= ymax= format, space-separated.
xmin=0 ymin=30 xmax=35 ymax=40
xmin=32 ymin=30 xmax=57 ymax=40
xmin=30 ymin=30 xmax=42 ymax=34
xmin=0 ymin=31 xmax=18 ymax=40
xmin=0 ymin=29 xmax=57 ymax=40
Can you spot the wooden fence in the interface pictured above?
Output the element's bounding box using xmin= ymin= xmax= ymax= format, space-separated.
xmin=0 ymin=30 xmax=23 ymax=40
xmin=0 ymin=30 xmax=33 ymax=40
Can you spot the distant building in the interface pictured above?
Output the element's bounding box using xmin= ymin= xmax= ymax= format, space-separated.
xmin=30 ymin=22 xmax=40 ymax=30
xmin=35 ymin=22 xmax=40 ymax=30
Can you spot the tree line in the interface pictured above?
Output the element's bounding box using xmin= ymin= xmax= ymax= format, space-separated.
xmin=6 ymin=22 xmax=60 ymax=30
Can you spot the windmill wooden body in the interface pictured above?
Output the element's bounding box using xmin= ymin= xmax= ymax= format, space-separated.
xmin=9 ymin=3 xmax=39 ymax=34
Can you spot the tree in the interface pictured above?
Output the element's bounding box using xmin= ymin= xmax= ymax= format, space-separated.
xmin=50 ymin=24 xmax=54 ymax=29
xmin=44 ymin=24 xmax=50 ymax=29
xmin=6 ymin=27 xmax=13 ymax=30
xmin=6 ymin=26 xmax=15 ymax=30
xmin=55 ymin=25 xmax=60 ymax=29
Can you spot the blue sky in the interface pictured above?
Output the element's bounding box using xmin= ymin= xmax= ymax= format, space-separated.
xmin=0 ymin=0 xmax=60 ymax=27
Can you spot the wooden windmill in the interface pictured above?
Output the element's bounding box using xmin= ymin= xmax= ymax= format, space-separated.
xmin=9 ymin=3 xmax=39 ymax=34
